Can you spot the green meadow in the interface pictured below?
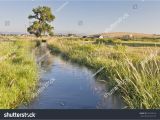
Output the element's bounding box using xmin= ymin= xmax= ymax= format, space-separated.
xmin=0 ymin=38 xmax=38 ymax=108
xmin=0 ymin=35 xmax=160 ymax=109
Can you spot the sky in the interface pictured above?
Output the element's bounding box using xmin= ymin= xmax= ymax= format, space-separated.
xmin=0 ymin=0 xmax=160 ymax=35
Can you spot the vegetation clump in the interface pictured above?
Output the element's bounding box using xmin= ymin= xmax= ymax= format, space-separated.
xmin=0 ymin=40 xmax=38 ymax=108
xmin=27 ymin=6 xmax=55 ymax=37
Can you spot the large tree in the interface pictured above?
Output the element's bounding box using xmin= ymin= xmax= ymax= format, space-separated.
xmin=27 ymin=6 xmax=55 ymax=37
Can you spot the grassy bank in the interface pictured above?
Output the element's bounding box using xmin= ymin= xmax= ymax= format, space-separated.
xmin=48 ymin=37 xmax=160 ymax=109
xmin=0 ymin=40 xmax=38 ymax=109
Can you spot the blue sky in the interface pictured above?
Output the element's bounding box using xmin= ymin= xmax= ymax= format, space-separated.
xmin=0 ymin=0 xmax=160 ymax=35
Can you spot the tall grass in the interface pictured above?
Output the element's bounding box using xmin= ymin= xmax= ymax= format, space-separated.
xmin=48 ymin=38 xmax=160 ymax=108
xmin=0 ymin=40 xmax=38 ymax=108
xmin=114 ymin=55 xmax=160 ymax=108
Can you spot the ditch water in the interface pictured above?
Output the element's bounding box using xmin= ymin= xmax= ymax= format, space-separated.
xmin=20 ymin=43 xmax=124 ymax=109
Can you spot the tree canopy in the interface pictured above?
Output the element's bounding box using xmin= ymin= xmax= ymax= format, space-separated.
xmin=27 ymin=6 xmax=55 ymax=37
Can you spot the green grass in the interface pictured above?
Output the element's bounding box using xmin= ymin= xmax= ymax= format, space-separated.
xmin=95 ymin=38 xmax=160 ymax=47
xmin=48 ymin=37 xmax=160 ymax=109
xmin=113 ymin=56 xmax=160 ymax=108
xmin=0 ymin=40 xmax=38 ymax=109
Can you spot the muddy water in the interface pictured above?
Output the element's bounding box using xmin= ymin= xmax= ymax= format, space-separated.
xmin=20 ymin=43 xmax=124 ymax=109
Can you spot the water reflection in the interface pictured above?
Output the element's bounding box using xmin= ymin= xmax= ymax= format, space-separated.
xmin=20 ymin=43 xmax=124 ymax=109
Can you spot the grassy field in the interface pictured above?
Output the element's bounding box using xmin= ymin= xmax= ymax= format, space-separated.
xmin=0 ymin=35 xmax=159 ymax=109
xmin=0 ymin=39 xmax=38 ymax=108
xmin=48 ymin=37 xmax=160 ymax=109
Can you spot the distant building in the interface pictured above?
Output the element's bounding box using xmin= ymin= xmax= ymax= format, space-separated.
xmin=99 ymin=35 xmax=104 ymax=39
xmin=122 ymin=34 xmax=133 ymax=40
xmin=99 ymin=35 xmax=114 ymax=39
